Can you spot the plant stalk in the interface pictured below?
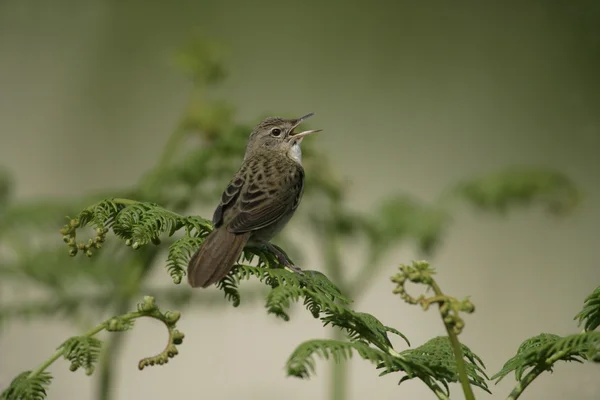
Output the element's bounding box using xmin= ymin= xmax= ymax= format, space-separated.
xmin=330 ymin=328 xmax=348 ymax=400
xmin=505 ymin=368 xmax=543 ymax=400
xmin=96 ymin=299 xmax=131 ymax=400
xmin=430 ymin=280 xmax=476 ymax=400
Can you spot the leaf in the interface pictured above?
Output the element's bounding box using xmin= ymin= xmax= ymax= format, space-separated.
xmin=216 ymin=273 xmax=242 ymax=307
xmin=265 ymin=285 xmax=304 ymax=321
xmin=59 ymin=336 xmax=102 ymax=375
xmin=492 ymin=332 xmax=600 ymax=383
xmin=286 ymin=340 xmax=396 ymax=379
xmin=165 ymin=236 xmax=204 ymax=284
xmin=62 ymin=199 xmax=212 ymax=259
xmin=575 ymin=286 xmax=600 ymax=332
xmin=1 ymin=371 xmax=52 ymax=400
xmin=397 ymin=336 xmax=490 ymax=394
xmin=321 ymin=310 xmax=401 ymax=349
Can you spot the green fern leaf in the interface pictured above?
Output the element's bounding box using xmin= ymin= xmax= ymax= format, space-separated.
xmin=575 ymin=286 xmax=600 ymax=332
xmin=286 ymin=339 xmax=395 ymax=378
xmin=59 ymin=336 xmax=102 ymax=375
xmin=492 ymin=332 xmax=600 ymax=383
xmin=265 ymin=285 xmax=304 ymax=321
xmin=216 ymin=273 xmax=241 ymax=307
xmin=320 ymin=310 xmax=406 ymax=350
xmin=224 ymin=264 xmax=404 ymax=353
xmin=1 ymin=371 xmax=52 ymax=400
xmin=397 ymin=336 xmax=490 ymax=394
xmin=63 ymin=199 xmax=212 ymax=261
xmin=165 ymin=236 xmax=203 ymax=284
xmin=384 ymin=326 xmax=411 ymax=347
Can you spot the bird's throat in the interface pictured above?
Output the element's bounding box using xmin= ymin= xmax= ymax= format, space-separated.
xmin=287 ymin=141 xmax=303 ymax=164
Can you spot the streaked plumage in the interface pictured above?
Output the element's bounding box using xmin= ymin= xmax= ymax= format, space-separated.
xmin=187 ymin=113 xmax=321 ymax=288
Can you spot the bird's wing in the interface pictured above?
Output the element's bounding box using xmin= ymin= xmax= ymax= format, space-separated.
xmin=212 ymin=172 xmax=244 ymax=228
xmin=219 ymin=158 xmax=304 ymax=234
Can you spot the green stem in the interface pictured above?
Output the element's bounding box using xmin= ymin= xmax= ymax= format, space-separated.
xmin=505 ymin=368 xmax=543 ymax=400
xmin=330 ymin=329 xmax=348 ymax=400
xmin=317 ymin=208 xmax=349 ymax=400
xmin=429 ymin=280 xmax=476 ymax=400
xmin=505 ymin=349 xmax=568 ymax=400
xmin=96 ymin=299 xmax=131 ymax=400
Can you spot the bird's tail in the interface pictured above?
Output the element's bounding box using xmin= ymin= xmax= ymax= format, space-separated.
xmin=187 ymin=228 xmax=251 ymax=288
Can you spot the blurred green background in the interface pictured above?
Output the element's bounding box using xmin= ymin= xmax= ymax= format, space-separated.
xmin=0 ymin=1 xmax=599 ymax=399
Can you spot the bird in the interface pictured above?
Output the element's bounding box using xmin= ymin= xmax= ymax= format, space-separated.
xmin=187 ymin=113 xmax=322 ymax=288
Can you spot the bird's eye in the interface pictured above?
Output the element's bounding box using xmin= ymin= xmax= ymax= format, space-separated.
xmin=271 ymin=128 xmax=281 ymax=137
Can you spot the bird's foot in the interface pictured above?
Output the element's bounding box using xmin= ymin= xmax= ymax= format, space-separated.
xmin=265 ymin=243 xmax=304 ymax=275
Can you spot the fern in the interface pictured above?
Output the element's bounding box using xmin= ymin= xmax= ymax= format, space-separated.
xmin=395 ymin=336 xmax=490 ymax=394
xmin=1 ymin=372 xmax=52 ymax=400
xmin=224 ymin=265 xmax=350 ymax=319
xmin=59 ymin=198 xmax=211 ymax=261
xmin=286 ymin=336 xmax=490 ymax=397
xmin=492 ymin=332 xmax=600 ymax=383
xmin=166 ymin=236 xmax=204 ymax=284
xmin=59 ymin=336 xmax=102 ymax=375
xmin=265 ymin=285 xmax=304 ymax=321
xmin=286 ymin=340 xmax=397 ymax=378
xmin=216 ymin=273 xmax=242 ymax=307
xmin=575 ymin=286 xmax=600 ymax=332
xmin=2 ymin=296 xmax=184 ymax=400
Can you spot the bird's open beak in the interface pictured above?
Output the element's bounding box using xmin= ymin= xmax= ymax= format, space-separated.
xmin=290 ymin=112 xmax=322 ymax=141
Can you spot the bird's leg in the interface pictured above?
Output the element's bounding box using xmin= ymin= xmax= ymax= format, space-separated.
xmin=264 ymin=242 xmax=304 ymax=275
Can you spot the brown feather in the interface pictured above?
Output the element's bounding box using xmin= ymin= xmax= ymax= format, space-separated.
xmin=187 ymin=228 xmax=251 ymax=288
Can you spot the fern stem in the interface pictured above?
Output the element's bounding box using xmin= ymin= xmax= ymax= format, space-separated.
xmin=505 ymin=368 xmax=543 ymax=400
xmin=96 ymin=299 xmax=131 ymax=400
xmin=319 ymin=212 xmax=349 ymax=400
xmin=429 ymin=280 xmax=476 ymax=400
xmin=330 ymin=329 xmax=348 ymax=400
xmin=505 ymin=349 xmax=569 ymax=400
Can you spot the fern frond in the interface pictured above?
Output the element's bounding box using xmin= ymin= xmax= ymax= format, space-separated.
xmin=59 ymin=336 xmax=102 ymax=375
xmin=492 ymin=332 xmax=600 ymax=383
xmin=321 ymin=310 xmax=402 ymax=349
xmin=575 ymin=286 xmax=600 ymax=332
xmin=1 ymin=371 xmax=52 ymax=400
xmin=454 ymin=167 xmax=580 ymax=216
xmin=60 ymin=198 xmax=212 ymax=259
xmin=286 ymin=340 xmax=395 ymax=379
xmin=225 ymin=263 xmax=408 ymax=360
xmin=228 ymin=265 xmax=351 ymax=315
xmin=216 ymin=273 xmax=241 ymax=307
xmin=397 ymin=336 xmax=490 ymax=394
xmin=384 ymin=326 xmax=411 ymax=347
xmin=165 ymin=236 xmax=204 ymax=284
xmin=265 ymin=285 xmax=304 ymax=321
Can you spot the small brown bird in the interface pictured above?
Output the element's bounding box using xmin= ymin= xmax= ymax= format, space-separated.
xmin=187 ymin=113 xmax=322 ymax=288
